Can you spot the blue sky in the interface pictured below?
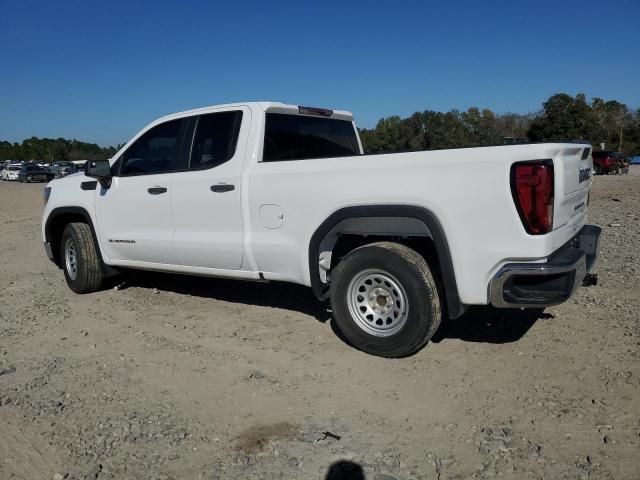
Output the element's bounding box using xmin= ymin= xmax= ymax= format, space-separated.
xmin=0 ymin=0 xmax=638 ymax=146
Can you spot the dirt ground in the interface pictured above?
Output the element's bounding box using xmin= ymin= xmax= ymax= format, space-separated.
xmin=0 ymin=169 xmax=639 ymax=480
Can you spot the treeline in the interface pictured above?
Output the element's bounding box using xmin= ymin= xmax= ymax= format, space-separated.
xmin=0 ymin=137 xmax=118 ymax=162
xmin=360 ymin=93 xmax=640 ymax=156
xmin=2 ymin=93 xmax=638 ymax=161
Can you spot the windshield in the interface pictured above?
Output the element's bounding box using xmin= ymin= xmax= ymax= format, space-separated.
xmin=8 ymin=166 xmax=21 ymax=171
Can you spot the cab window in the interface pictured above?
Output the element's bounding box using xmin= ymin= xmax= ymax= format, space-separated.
xmin=263 ymin=113 xmax=360 ymax=161
xmin=189 ymin=111 xmax=243 ymax=170
xmin=119 ymin=119 xmax=186 ymax=176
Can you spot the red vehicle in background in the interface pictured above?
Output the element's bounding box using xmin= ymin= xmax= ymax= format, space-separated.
xmin=592 ymin=150 xmax=623 ymax=174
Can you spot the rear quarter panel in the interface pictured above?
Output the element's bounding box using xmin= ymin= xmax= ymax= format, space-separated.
xmin=247 ymin=143 xmax=589 ymax=305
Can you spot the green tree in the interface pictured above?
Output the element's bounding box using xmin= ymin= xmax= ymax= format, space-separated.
xmin=528 ymin=93 xmax=597 ymax=142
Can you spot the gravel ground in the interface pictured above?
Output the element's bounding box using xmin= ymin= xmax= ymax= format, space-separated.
xmin=0 ymin=169 xmax=638 ymax=480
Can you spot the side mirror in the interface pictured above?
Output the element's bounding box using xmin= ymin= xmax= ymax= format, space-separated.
xmin=85 ymin=160 xmax=112 ymax=188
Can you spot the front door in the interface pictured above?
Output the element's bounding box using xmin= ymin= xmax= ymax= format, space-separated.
xmin=94 ymin=118 xmax=188 ymax=265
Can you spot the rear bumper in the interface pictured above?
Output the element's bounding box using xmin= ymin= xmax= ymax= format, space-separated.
xmin=490 ymin=224 xmax=601 ymax=308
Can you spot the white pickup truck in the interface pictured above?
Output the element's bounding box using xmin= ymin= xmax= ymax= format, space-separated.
xmin=42 ymin=102 xmax=601 ymax=357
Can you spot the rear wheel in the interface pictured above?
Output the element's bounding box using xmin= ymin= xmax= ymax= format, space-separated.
xmin=60 ymin=222 xmax=104 ymax=293
xmin=330 ymin=241 xmax=441 ymax=358
xmin=593 ymin=165 xmax=601 ymax=175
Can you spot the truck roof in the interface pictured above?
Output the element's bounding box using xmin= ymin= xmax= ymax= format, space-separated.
xmin=153 ymin=102 xmax=354 ymax=124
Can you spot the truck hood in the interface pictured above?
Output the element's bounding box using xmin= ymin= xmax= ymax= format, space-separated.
xmin=46 ymin=171 xmax=86 ymax=189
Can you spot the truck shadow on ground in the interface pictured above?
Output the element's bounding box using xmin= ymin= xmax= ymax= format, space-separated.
xmin=121 ymin=271 xmax=332 ymax=322
xmin=123 ymin=272 xmax=551 ymax=346
xmin=328 ymin=305 xmax=551 ymax=348
xmin=431 ymin=306 xmax=552 ymax=344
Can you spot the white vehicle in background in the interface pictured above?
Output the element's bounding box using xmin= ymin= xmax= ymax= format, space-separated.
xmin=2 ymin=164 xmax=22 ymax=181
xmin=41 ymin=102 xmax=601 ymax=357
xmin=1 ymin=161 xmax=11 ymax=179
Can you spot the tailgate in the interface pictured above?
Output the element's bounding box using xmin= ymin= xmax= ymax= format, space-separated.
xmin=555 ymin=145 xmax=592 ymax=229
xmin=563 ymin=146 xmax=592 ymax=195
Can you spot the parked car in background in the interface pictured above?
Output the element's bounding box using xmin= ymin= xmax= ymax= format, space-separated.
xmin=620 ymin=156 xmax=630 ymax=174
xmin=1 ymin=164 xmax=22 ymax=181
xmin=18 ymin=164 xmax=53 ymax=183
xmin=49 ymin=163 xmax=62 ymax=177
xmin=592 ymin=150 xmax=623 ymax=174
xmin=50 ymin=162 xmax=78 ymax=178
xmin=629 ymin=156 xmax=640 ymax=165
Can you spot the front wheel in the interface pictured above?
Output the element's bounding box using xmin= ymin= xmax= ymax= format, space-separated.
xmin=330 ymin=242 xmax=441 ymax=358
xmin=60 ymin=222 xmax=104 ymax=293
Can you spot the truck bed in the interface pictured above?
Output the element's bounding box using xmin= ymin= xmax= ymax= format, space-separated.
xmin=247 ymin=143 xmax=592 ymax=305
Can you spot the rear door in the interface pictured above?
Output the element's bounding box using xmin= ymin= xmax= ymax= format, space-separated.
xmin=170 ymin=107 xmax=249 ymax=269
xmin=95 ymin=118 xmax=188 ymax=264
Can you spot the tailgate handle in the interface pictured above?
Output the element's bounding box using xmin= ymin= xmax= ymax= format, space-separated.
xmin=211 ymin=184 xmax=235 ymax=193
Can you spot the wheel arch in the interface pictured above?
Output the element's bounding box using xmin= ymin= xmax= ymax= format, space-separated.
xmin=308 ymin=205 xmax=465 ymax=319
xmin=45 ymin=206 xmax=105 ymax=268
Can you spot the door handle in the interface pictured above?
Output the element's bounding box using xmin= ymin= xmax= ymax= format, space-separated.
xmin=210 ymin=184 xmax=235 ymax=193
xmin=147 ymin=187 xmax=168 ymax=195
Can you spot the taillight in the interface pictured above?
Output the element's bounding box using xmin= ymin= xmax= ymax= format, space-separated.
xmin=298 ymin=106 xmax=333 ymax=117
xmin=510 ymin=160 xmax=554 ymax=235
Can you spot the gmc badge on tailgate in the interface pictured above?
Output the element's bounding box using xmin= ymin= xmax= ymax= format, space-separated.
xmin=579 ymin=167 xmax=592 ymax=183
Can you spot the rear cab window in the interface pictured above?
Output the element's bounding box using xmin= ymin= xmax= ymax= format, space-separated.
xmin=188 ymin=111 xmax=243 ymax=170
xmin=263 ymin=113 xmax=361 ymax=162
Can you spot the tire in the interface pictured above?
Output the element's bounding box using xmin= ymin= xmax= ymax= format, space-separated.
xmin=330 ymin=241 xmax=441 ymax=358
xmin=593 ymin=165 xmax=601 ymax=175
xmin=27 ymin=175 xmax=32 ymax=182
xmin=60 ymin=222 xmax=104 ymax=293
